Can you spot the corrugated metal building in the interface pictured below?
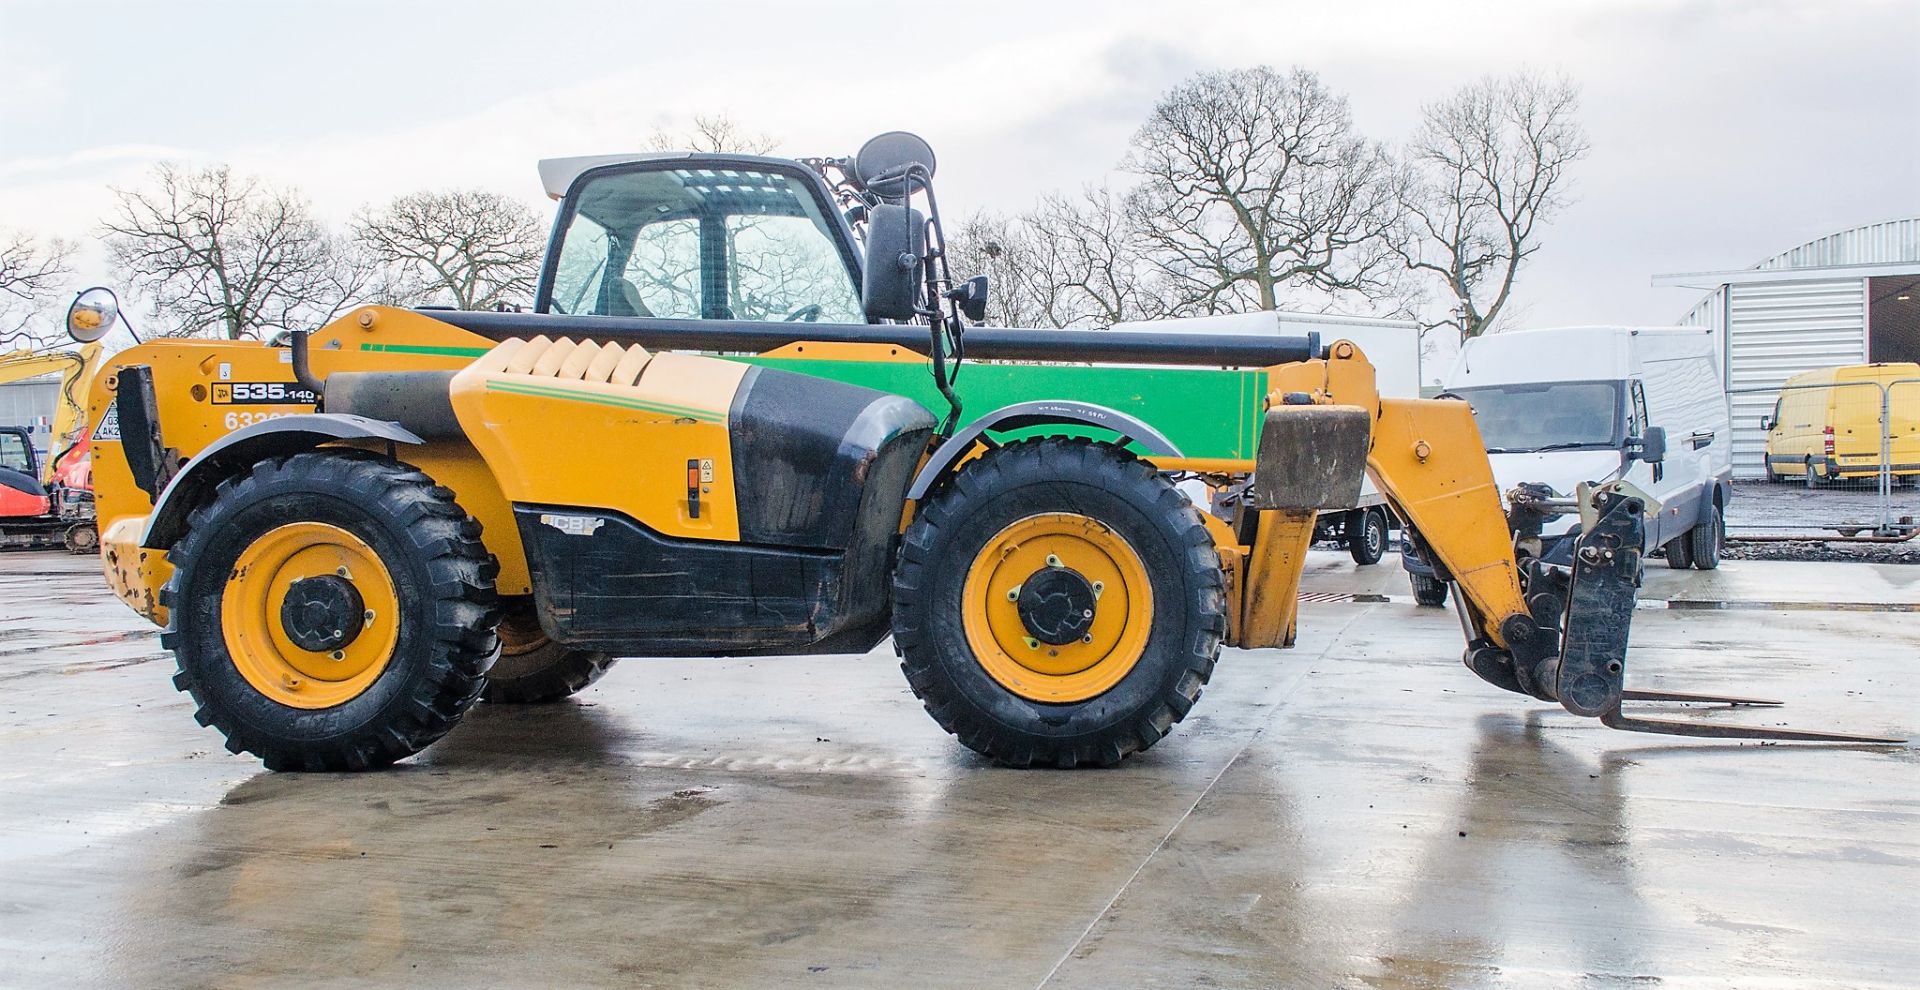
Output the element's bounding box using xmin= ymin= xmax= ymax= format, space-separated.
xmin=1654 ymin=218 xmax=1920 ymax=478
xmin=0 ymin=374 xmax=62 ymax=461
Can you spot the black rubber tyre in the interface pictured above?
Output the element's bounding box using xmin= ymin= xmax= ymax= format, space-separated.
xmin=1689 ymin=502 xmax=1723 ymax=570
xmin=1409 ymin=572 xmax=1449 ymax=607
xmin=1804 ymin=460 xmax=1823 ymax=489
xmin=161 ymin=451 xmax=499 ymax=771
xmin=482 ymin=605 xmax=616 ymax=703
xmin=1347 ymin=507 xmax=1387 ymax=565
xmin=1663 ymin=530 xmax=1695 ymax=570
xmin=892 ymin=438 xmax=1226 ymax=768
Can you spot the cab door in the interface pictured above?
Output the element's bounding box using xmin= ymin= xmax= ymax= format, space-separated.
xmin=1620 ymin=379 xmax=1671 ymax=546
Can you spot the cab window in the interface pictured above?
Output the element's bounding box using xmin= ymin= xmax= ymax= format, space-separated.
xmin=0 ymin=432 xmax=33 ymax=475
xmin=545 ymin=167 xmax=862 ymax=324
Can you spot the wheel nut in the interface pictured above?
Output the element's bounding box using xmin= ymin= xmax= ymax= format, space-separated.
xmin=1082 ymin=609 xmax=1093 ymax=618
xmin=330 ymin=650 xmax=345 ymax=661
xmin=1005 ymin=586 xmax=1020 ymax=602
xmin=1091 ymin=581 xmax=1104 ymax=598
xmin=1045 ymin=554 xmax=1062 ymax=568
xmin=335 ymin=566 xmax=350 ymax=578
xmin=1023 ymin=637 xmax=1040 ymax=650
xmin=1081 ymin=634 xmax=1094 ymax=644
xmin=363 ymin=610 xmax=375 ymax=625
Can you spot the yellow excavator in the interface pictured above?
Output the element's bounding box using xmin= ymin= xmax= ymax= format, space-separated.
xmin=0 ymin=341 xmax=102 ymax=551
xmin=68 ymin=133 xmax=1896 ymax=771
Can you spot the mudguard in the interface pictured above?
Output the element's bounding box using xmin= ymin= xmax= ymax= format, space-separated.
xmin=140 ymin=414 xmax=422 ymax=549
xmin=905 ymin=400 xmax=1182 ymax=500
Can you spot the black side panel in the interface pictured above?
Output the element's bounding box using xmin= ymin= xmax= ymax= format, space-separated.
xmin=728 ymin=365 xmax=935 ymax=549
xmin=515 ymin=505 xmax=899 ymax=657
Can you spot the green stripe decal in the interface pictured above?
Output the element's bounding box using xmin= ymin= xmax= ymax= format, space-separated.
xmin=485 ymin=379 xmax=725 ymax=423
xmin=360 ymin=343 xmax=493 ymax=357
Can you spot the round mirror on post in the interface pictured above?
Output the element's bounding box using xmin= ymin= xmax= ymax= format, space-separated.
xmin=854 ymin=131 xmax=936 ymax=200
xmin=66 ymin=286 xmax=121 ymax=343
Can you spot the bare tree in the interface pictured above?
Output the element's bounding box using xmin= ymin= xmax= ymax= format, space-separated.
xmin=647 ymin=113 xmax=779 ymax=155
xmin=1029 ymin=186 xmax=1164 ymax=327
xmin=0 ymin=229 xmax=74 ymax=348
xmin=944 ymin=211 xmax=1054 ymax=327
xmin=354 ymin=190 xmax=545 ymax=309
xmin=1390 ymin=72 xmax=1590 ymax=338
xmin=1126 ymin=66 xmax=1402 ymax=315
xmin=103 ymin=164 xmax=370 ymax=339
xmin=945 ymin=188 xmax=1165 ymax=329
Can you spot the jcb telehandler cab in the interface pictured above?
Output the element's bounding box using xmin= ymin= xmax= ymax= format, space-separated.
xmin=74 ymin=133 xmax=1896 ymax=771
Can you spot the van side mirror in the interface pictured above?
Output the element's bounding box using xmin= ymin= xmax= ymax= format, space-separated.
xmin=863 ymin=203 xmax=926 ymax=322
xmin=1759 ymin=415 xmax=1774 ymax=431
xmin=1630 ymin=425 xmax=1667 ymax=464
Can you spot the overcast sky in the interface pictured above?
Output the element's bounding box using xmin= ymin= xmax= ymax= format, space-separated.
xmin=3 ymin=0 xmax=1915 ymax=342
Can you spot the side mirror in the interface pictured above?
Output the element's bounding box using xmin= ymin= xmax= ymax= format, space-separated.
xmin=1759 ymin=415 xmax=1774 ymax=431
xmin=65 ymin=286 xmax=121 ymax=343
xmin=948 ymin=275 xmax=990 ymax=323
xmin=1630 ymin=425 xmax=1667 ymax=464
xmin=862 ymin=203 xmax=926 ymax=322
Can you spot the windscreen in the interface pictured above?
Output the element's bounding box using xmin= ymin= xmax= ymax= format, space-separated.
xmin=1449 ymin=381 xmax=1624 ymax=453
xmin=546 ymin=166 xmax=862 ymax=323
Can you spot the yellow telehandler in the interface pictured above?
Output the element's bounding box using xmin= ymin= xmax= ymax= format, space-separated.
xmin=69 ymin=134 xmax=1894 ymax=771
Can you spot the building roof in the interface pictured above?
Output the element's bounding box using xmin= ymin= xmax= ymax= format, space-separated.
xmin=1653 ymin=216 xmax=1920 ymax=289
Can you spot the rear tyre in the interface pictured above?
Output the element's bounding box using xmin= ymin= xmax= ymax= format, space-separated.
xmin=1347 ymin=507 xmax=1387 ymax=565
xmin=892 ymin=438 xmax=1226 ymax=768
xmin=481 ymin=605 xmax=615 ymax=703
xmin=1409 ymin=573 xmax=1449 ymax=607
xmin=161 ymin=451 xmax=499 ymax=771
xmin=1804 ymin=460 xmax=1823 ymax=489
xmin=1689 ymin=502 xmax=1723 ymax=570
xmin=1663 ymin=530 xmax=1695 ymax=569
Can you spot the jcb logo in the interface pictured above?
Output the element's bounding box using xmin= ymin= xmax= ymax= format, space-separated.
xmin=540 ymin=514 xmax=605 ymax=537
xmin=211 ymin=382 xmax=319 ymax=405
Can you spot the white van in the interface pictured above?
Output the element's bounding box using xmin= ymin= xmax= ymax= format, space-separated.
xmin=1110 ymin=310 xmax=1421 ymax=564
xmin=1403 ymin=325 xmax=1733 ymax=604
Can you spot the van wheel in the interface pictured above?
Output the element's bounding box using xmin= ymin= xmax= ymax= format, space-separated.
xmin=1690 ymin=503 xmax=1723 ymax=570
xmin=1664 ymin=531 xmax=1695 ymax=569
xmin=1804 ymin=460 xmax=1823 ymax=489
xmin=1409 ymin=573 xmax=1449 ymax=607
xmin=1347 ymin=507 xmax=1387 ymax=565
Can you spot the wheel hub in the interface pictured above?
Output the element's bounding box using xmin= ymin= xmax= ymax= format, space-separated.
xmin=1016 ymin=566 xmax=1098 ymax=645
xmin=280 ymin=575 xmax=366 ymax=652
xmin=960 ymin=512 xmax=1155 ymax=703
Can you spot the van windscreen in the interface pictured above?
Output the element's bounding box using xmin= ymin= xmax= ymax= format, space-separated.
xmin=1447 ymin=381 xmax=1624 ymax=453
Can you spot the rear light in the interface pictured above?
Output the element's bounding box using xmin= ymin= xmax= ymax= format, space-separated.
xmin=1824 ymin=426 xmax=1835 ymax=455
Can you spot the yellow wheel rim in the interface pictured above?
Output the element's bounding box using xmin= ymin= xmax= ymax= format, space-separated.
xmin=962 ymin=512 xmax=1154 ymax=703
xmin=221 ymin=522 xmax=400 ymax=710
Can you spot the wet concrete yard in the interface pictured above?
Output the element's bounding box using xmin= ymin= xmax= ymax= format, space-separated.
xmin=2 ymin=551 xmax=1915 ymax=988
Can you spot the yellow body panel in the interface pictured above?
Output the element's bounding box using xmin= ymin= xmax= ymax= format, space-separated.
xmin=86 ymin=308 xmax=516 ymax=623
xmin=448 ymin=337 xmax=750 ymax=541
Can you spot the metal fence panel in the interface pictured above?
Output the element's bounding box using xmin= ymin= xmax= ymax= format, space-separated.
xmin=1723 ymin=378 xmax=1918 ymax=539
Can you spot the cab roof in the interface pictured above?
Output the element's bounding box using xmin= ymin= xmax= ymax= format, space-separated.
xmin=536 ymin=152 xmax=809 ymax=201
